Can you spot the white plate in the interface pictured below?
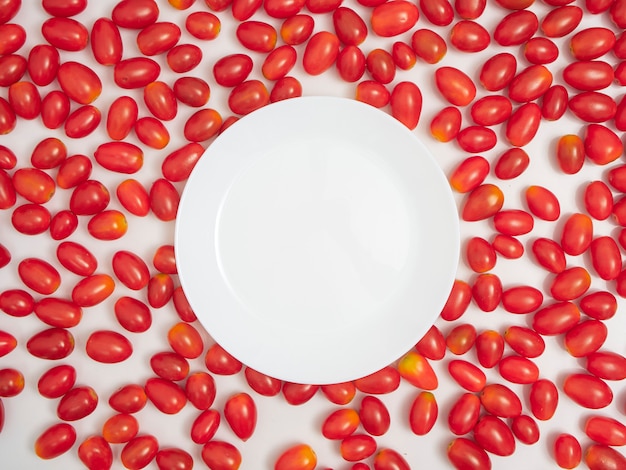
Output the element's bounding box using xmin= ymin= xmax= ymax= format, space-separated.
xmin=175 ymin=96 xmax=459 ymax=384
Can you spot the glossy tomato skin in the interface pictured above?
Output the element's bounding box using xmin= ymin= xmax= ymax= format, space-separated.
xmin=541 ymin=85 xmax=568 ymax=120
xmin=450 ymin=20 xmax=490 ymax=52
xmin=114 ymin=297 xmax=152 ymax=334
xmin=436 ymin=66 xmax=476 ymax=106
xmin=569 ymin=91 xmax=616 ymax=123
xmin=525 ymin=185 xmax=560 ymax=221
xmin=244 ymin=367 xmax=281 ymax=397
xmin=354 ymin=366 xmax=400 ymax=394
xmin=224 ymin=392 xmax=257 ymax=441
xmin=71 ymin=273 xmax=116 ymax=307
xmin=480 ymin=52 xmax=516 ymax=91
xmin=411 ymin=29 xmax=446 ymax=64
xmin=91 ymin=18 xmax=122 ymax=66
xmin=57 ymin=385 xmax=98 ymax=421
xmin=397 ymin=351 xmax=438 ymax=389
xmin=27 ymin=45 xmax=59 ymax=87
xmin=590 ymin=237 xmax=621 ymax=280
xmin=390 ymin=81 xmax=421 ymax=129
xmin=150 ymin=351 xmax=189 ymax=382
xmin=86 ymin=330 xmax=132 ymax=364
xmin=56 ymin=241 xmax=97 ymax=276
xmin=571 ymin=27 xmax=615 ymax=60
xmin=186 ymin=11 xmax=220 ymax=40
xmin=550 ymin=266 xmax=591 ymax=301
xmin=524 ymin=37 xmax=558 ymax=64
xmin=303 ymin=31 xmax=340 ymax=75
xmin=9 ymin=81 xmax=41 ymax=120
xmin=446 ymin=323 xmax=477 ymax=355
xmin=236 ymin=21 xmax=276 ymax=52
xmin=320 ymin=382 xmax=355 ymax=405
xmin=553 ymin=434 xmax=582 ymax=469
xmin=77 ymin=435 xmax=113 ymax=470
xmin=116 ymin=179 xmax=150 ymax=217
xmin=492 ymin=234 xmax=523 ymax=259
xmin=586 ymin=351 xmax=626 ymax=380
xmin=336 ymin=45 xmax=366 ymax=82
xmin=479 ymin=383 xmax=522 ymax=418
xmin=18 ymin=258 xmax=61 ymax=295
xmin=109 ymin=384 xmax=147 ymax=414
xmin=585 ymin=181 xmax=613 ymax=220
xmin=34 ymin=298 xmax=82 ymax=328
xmin=0 ymin=97 xmax=16 ymax=134
xmin=511 ymin=415 xmax=539 ymax=445
xmin=455 ymin=0 xmax=486 ymax=19
xmin=448 ymin=360 xmax=486 ymax=392
xmin=145 ymin=378 xmax=187 ymax=414
xmin=0 ymin=330 xmax=17 ymax=358
xmin=506 ymin=102 xmax=541 ymax=146
xmin=282 ymin=382 xmax=319 ymax=405
xmin=466 ymin=237 xmax=496 ymax=273
xmin=498 ymin=355 xmax=539 ymax=384
xmin=494 ymin=10 xmax=538 ymax=46
xmin=585 ymin=416 xmax=626 ymax=446
xmin=27 ymin=327 xmax=74 ymax=360
xmin=440 ymin=279 xmax=472 ymax=321
xmin=409 ymin=391 xmax=438 ymax=435
xmin=185 ymin=372 xmax=216 ymax=410
xmin=584 ymin=444 xmax=626 ymax=470
xmin=57 ymin=61 xmax=102 ymax=105
xmin=493 ymin=209 xmax=534 ymax=236
xmin=561 ymin=213 xmax=593 ymax=255
xmin=280 ymin=14 xmax=313 ymax=45
xmin=262 ymin=45 xmax=297 ymax=80
xmin=470 ymin=95 xmax=511 ymax=126
xmin=11 ymin=203 xmax=51 ymax=235
xmin=447 ymin=438 xmax=492 ymax=470
xmin=580 ymin=292 xmax=617 ymax=321
xmin=504 ymin=325 xmax=545 ymax=358
xmin=359 ymin=395 xmax=390 ymax=436
xmin=456 ymin=126 xmax=496 ymax=152
xmin=114 ymin=58 xmax=160 ymax=89
xmin=228 ymin=80 xmax=270 ymax=115
xmin=0 ymin=54 xmax=26 ymax=87
xmin=166 ymin=43 xmax=202 ymax=73
xmin=155 ymin=448 xmax=193 ymax=470
xmin=184 ymin=108 xmax=222 ymax=142
xmin=205 ymin=343 xmax=242 ymax=375
xmin=529 ymin=379 xmax=559 ymax=420
xmin=42 ymin=17 xmax=88 ymax=51
xmin=563 ymin=373 xmax=613 ymax=409
xmin=584 ymin=123 xmax=623 ymax=165
xmin=341 ymin=434 xmax=377 ymax=461
xmin=556 ymin=134 xmax=584 ymax=174
xmin=134 ymin=117 xmax=170 ymax=149
xmin=0 ymin=289 xmax=34 ymax=317
xmin=415 ymin=325 xmax=446 ymax=360
xmin=473 ymin=414 xmax=515 ymax=456
xmin=106 ymin=96 xmax=138 ymax=141
xmin=201 ymin=441 xmax=241 ymax=470
xmin=461 ymin=184 xmax=504 ymax=221
xmin=64 ymin=105 xmax=101 ymax=139
xmin=322 ymin=408 xmax=360 ymax=439
xmin=333 ymin=7 xmax=367 ymax=45
xmin=472 ymin=274 xmax=502 ymax=312
xmin=102 ymin=413 xmax=139 ymax=443
xmin=112 ymin=0 xmax=159 ymax=29
xmin=12 ymin=167 xmax=56 ymax=204
xmin=355 ymin=80 xmax=390 ymax=108
xmin=191 ymin=409 xmax=220 ymax=444
xmin=533 ymin=301 xmax=580 ymax=335
xmin=121 ymin=435 xmax=159 ymax=470
xmin=565 ymin=320 xmax=607 ymax=357
xmin=430 ymin=106 xmax=461 ymax=143
xmin=136 ymin=22 xmax=181 ymax=56
xmin=541 ymin=5 xmax=582 ymax=37
xmin=34 ymin=423 xmax=76 ymax=459
xmin=275 ymin=444 xmax=318 ymax=470
xmin=370 ymin=1 xmax=419 ymax=37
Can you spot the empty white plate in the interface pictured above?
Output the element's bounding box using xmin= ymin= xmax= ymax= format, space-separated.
xmin=175 ymin=96 xmax=459 ymax=384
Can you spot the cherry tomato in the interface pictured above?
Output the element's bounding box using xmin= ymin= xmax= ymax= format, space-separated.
xmin=525 ymin=185 xmax=560 ymax=221
xmin=190 ymin=408 xmax=220 ymax=444
xmin=161 ymin=143 xmax=204 ymax=182
xmin=524 ymin=37 xmax=559 ymax=64
xmin=321 ymin=408 xmax=360 ymax=440
xmin=232 ymin=0 xmax=262 ymax=20
xmin=320 ymin=382 xmax=356 ymax=405
xmin=584 ymin=444 xmax=626 ymax=470
xmin=436 ymin=66 xmax=476 ymax=106
xmin=303 ymin=31 xmax=339 ymax=75
xmin=494 ymin=10 xmax=538 ymax=46
xmin=184 ymin=108 xmax=222 ymax=142
xmin=409 ymin=391 xmax=438 ymax=435
xmin=455 ymin=0 xmax=486 ymax=19
xmin=8 ymin=81 xmax=41 ymax=120
xmin=541 ymin=5 xmax=582 ymax=37
xmin=18 ymin=257 xmax=61 ymax=295
xmin=480 ymin=52 xmax=516 ymax=91
xmin=13 ymin=167 xmax=56 ymax=204
xmin=533 ymin=301 xmax=580 ymax=335
xmin=450 ymin=20 xmax=490 ymax=52
xmin=560 ymin=213 xmax=592 ymax=256
xmin=166 ymin=43 xmax=202 ymax=73
xmin=205 ymin=343 xmax=242 ymax=375
xmin=341 ymin=434 xmax=377 ymax=462
xmin=262 ymin=45 xmax=296 ymax=80
xmin=498 ymin=355 xmax=539 ymax=384
xmin=569 ymin=91 xmax=616 ymax=123
xmin=56 ymin=241 xmax=97 ymax=277
xmin=563 ymin=61 xmax=613 ymax=92
xmin=114 ymin=57 xmax=160 ymax=89
xmin=336 ymin=45 xmax=366 ymax=83
xmin=34 ymin=298 xmax=82 ymax=329
xmin=358 ymin=395 xmax=390 ymax=436
xmin=146 ymin=273 xmax=174 ymax=309
xmin=71 ymin=273 xmax=115 ymax=307
xmin=0 ymin=145 xmax=16 ymax=169
xmin=461 ymin=184 xmax=504 ymax=221
xmin=585 ymin=416 xmax=626 ymax=446
xmin=550 ymin=266 xmax=591 ymax=301
xmin=589 ymin=236 xmax=620 ymax=280
xmin=480 ymin=383 xmax=522 ymax=418
xmin=273 ymin=444 xmax=316 ymax=470
xmin=397 ymin=351 xmax=438 ymax=389
xmin=465 ymin=237 xmax=496 ymax=273
xmin=415 ymin=325 xmax=446 ymax=360
xmin=470 ymin=95 xmax=511 ymax=126
xmin=366 ymin=48 xmax=395 ymax=84
xmin=243 ymin=367 xmax=281 ymax=397
xmin=565 ymin=319 xmax=607 ymax=358
xmin=440 ymin=279 xmax=472 ymax=321
xmin=411 ymin=29 xmax=446 ymax=64
xmin=446 ymin=323 xmax=477 ymax=355
xmin=57 ymin=62 xmax=102 ymax=106
xmin=556 ymin=134 xmax=584 ymax=174
xmin=11 ymin=203 xmax=51 ymax=235
xmin=564 ymin=373 xmax=613 ymax=409
xmin=142 ymin=82 xmax=177 ymax=122
xmin=373 ymin=448 xmax=410 ymax=470
xmin=111 ymin=0 xmax=158 ymax=28
xmin=0 ymin=368 xmax=23 ymax=397
xmin=0 ymin=289 xmax=34 ymax=317
xmin=586 ymin=351 xmax=626 ymax=380
xmin=0 ymin=54 xmax=25 ymax=87
xmin=77 ymin=436 xmax=113 ymax=470
xmin=541 ymin=84 xmax=568 ymax=120
xmin=473 ymin=414 xmax=515 ymax=456
xmin=201 ymin=441 xmax=241 ymax=470
xmin=553 ymin=434 xmax=582 ymax=469
xmin=86 ymin=330 xmax=132 ymax=364
xmin=213 ymin=54 xmax=253 ymax=87
xmin=390 ymin=81 xmax=421 ymax=129
xmin=136 ymin=22 xmax=180 ymax=56
xmin=224 ymin=392 xmax=256 ymax=442
xmin=0 ymin=331 xmax=17 ymax=358
xmin=493 ymin=209 xmax=534 ymax=236
xmin=27 ymin=45 xmax=58 ymax=88
xmin=109 ymin=384 xmax=147 ymax=414
xmin=228 ymin=80 xmax=270 ymax=115
xmin=0 ymin=23 xmax=24 ymax=55
xmin=236 ymin=21 xmax=276 ymax=53
xmin=0 ymin=97 xmax=16 ymax=134
xmin=186 ymin=11 xmax=220 ymax=40
xmin=529 ymin=378 xmax=558 ymax=420
xmin=182 ymin=372 xmax=215 ymax=410
xmin=448 ymin=360 xmax=486 ymax=392
xmin=472 ymin=273 xmax=502 ymax=312
xmin=511 ymin=415 xmax=539 ymax=445
xmin=491 ymin=234 xmax=523 ymax=259
xmin=504 ymin=325 xmax=545 ymax=358
xmin=34 ymin=423 xmax=76 ymax=459
xmin=116 ymin=179 xmax=149 ymax=217
xmin=0 ymin=169 xmax=16 ymax=210
xmin=585 ymin=123 xmax=623 ymax=164
xmin=91 ymin=18 xmax=122 ymax=66
xmin=105 ymin=96 xmax=137 ymax=141
xmin=121 ymin=435 xmax=159 ymax=470
xmin=430 ymin=106 xmax=462 ymax=143
xmin=448 ymin=392 xmax=480 ymax=436
xmin=447 ymin=438 xmax=491 ymax=470
xmin=87 ymin=209 xmax=127 ymax=240
xmin=354 ymin=366 xmax=400 ymax=394
xmin=150 ymin=351 xmax=188 ymax=382
xmin=114 ymin=297 xmax=152 ymax=334
xmin=571 ymin=27 xmax=615 ymax=60
xmin=370 ymin=1 xmax=418 ymax=37
xmin=355 ymin=80 xmax=390 ymax=108
xmin=57 ymin=385 xmax=98 ymax=421
xmin=134 ymin=116 xmax=170 ymax=149
xmin=506 ymin=102 xmax=541 ymax=146
xmin=333 ymin=7 xmax=367 ymax=45
xmin=41 ymin=17 xmax=88 ymax=51
xmin=420 ymin=0 xmax=453 ymax=25
xmin=456 ymin=125 xmax=497 ymax=152
xmin=165 ymin=322 xmax=202 ymax=359
xmin=145 ymin=378 xmax=186 ymax=414
xmin=306 ymin=0 xmax=341 ymax=12
xmin=282 ymin=382 xmax=319 ymax=405
xmin=280 ymin=14 xmax=314 ymax=45
xmin=584 ymin=181 xmax=612 ymax=220
xmin=102 ymin=413 xmax=139 ymax=444
xmin=95 ymin=142 xmax=143 ymax=175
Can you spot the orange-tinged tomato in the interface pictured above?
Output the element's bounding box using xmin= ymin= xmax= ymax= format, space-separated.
xmin=472 ymin=273 xmax=502 ymax=312
xmin=135 ymin=116 xmax=170 ymax=149
xmin=533 ymin=301 xmax=580 ymax=335
xmin=147 ymin=273 xmax=174 ymax=309
xmin=152 ymin=244 xmax=176 ymax=275
xmin=448 ymin=393 xmax=480 ymax=435
xmin=430 ymin=106 xmax=461 ymax=142
xmin=440 ymin=279 xmax=472 ymax=321
xmin=205 ymin=343 xmax=242 ymax=375
xmin=13 ymin=167 xmax=55 ymax=204
xmin=409 ymin=391 xmax=438 ymax=435
xmin=480 ymin=383 xmax=522 ymax=418
xmin=106 ymin=96 xmax=138 ymax=140
xmin=87 ymin=210 xmax=127 ymax=240
xmin=77 ymin=435 xmax=113 ymax=470
xmin=322 ymin=408 xmax=360 ymax=439
xmin=144 ymin=82 xmax=177 ymax=121
xmin=373 ymin=448 xmax=410 ymax=470
xmin=550 ymin=266 xmax=591 ymax=301
xmin=280 ymin=14 xmax=314 ymax=45
xmin=461 ymin=183 xmax=504 ymax=221
xmin=370 ymin=0 xmax=418 ymax=37
xmin=103 ymin=413 xmax=139 ymax=444
xmin=114 ymin=296 xmax=152 ymax=333
xmin=564 ymin=373 xmax=613 ymax=409
xmin=186 ymin=11 xmax=220 ymax=40
xmin=446 ymin=323 xmax=477 ymax=355
xmin=116 ymin=179 xmax=150 ymax=217
xmin=541 ymin=5 xmax=582 ymax=37
xmin=167 ymin=322 xmax=203 ymax=359
xmin=91 ymin=17 xmax=122 ymax=66
xmin=201 ymin=441 xmax=241 ymax=470
xmin=585 ymin=444 xmax=626 ymax=470
xmin=262 ymin=45 xmax=296 ymax=80
xmin=35 ymin=422 xmax=76 ymax=459
xmin=411 ymin=28 xmax=446 ymax=64
xmin=447 ymin=438 xmax=491 ymax=470
xmin=398 ymin=351 xmax=438 ymax=389
xmin=57 ymin=385 xmax=98 ymax=421
xmin=390 ymin=81 xmax=421 ymax=129
xmin=57 ymin=62 xmax=101 ymax=105
xmin=0 ymin=96 xmax=16 ymax=134
xmin=303 ymin=31 xmax=339 ymax=75
xmin=565 ymin=319 xmax=607 ymax=357
xmin=18 ymin=257 xmax=61 ymax=295
xmin=109 ymin=384 xmax=147 ymax=414
xmin=121 ymin=435 xmax=159 ymax=469
xmin=508 ymin=64 xmax=552 ymax=103
xmin=448 ymin=360 xmax=486 ymax=392
xmin=354 ymin=366 xmax=400 ymax=394
xmin=341 ymin=434 xmax=377 ymax=462
xmin=504 ymin=325 xmax=544 ymax=358
xmin=0 ymin=367 xmax=23 ymax=397
xmin=27 ymin=327 xmax=74 ymax=360
xmin=355 ymin=80 xmax=389 ymax=108
xmin=525 ymin=185 xmax=560 ymax=221
xmin=561 ymin=213 xmax=593 ymax=255
xmin=320 ymin=382 xmax=355 ymax=405
xmin=450 ymin=20 xmax=489 ymax=52
xmin=228 ymin=80 xmax=270 ymax=115
xmin=366 ymin=48 xmax=395 ymax=84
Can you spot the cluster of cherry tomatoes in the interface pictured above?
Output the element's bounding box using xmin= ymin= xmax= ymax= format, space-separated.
xmin=0 ymin=0 xmax=626 ymax=469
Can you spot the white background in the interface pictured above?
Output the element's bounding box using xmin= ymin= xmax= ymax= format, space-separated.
xmin=0 ymin=1 xmax=625 ymax=469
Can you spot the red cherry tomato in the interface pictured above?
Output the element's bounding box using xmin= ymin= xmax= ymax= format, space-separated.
xmin=420 ymin=0 xmax=453 ymax=25
xmin=0 ymin=368 xmax=23 ymax=397
xmin=145 ymin=378 xmax=187 ymax=414
xmin=201 ymin=441 xmax=241 ymax=470
xmin=565 ymin=319 xmax=607 ymax=358
xmin=569 ymin=91 xmax=616 ymax=123
xmin=236 ymin=21 xmax=276 ymax=52
xmin=109 ymin=384 xmax=147 ymax=414
xmin=474 ymin=414 xmax=516 ymax=456
xmin=480 ymin=383 xmax=522 ymax=418
xmin=228 ymin=80 xmax=270 ymax=115
xmin=584 ymin=123 xmax=623 ymax=165
xmin=322 ymin=408 xmax=360 ymax=440
xmin=550 ymin=266 xmax=591 ymax=301
xmin=275 ymin=444 xmax=317 ymax=470
xmin=511 ymin=415 xmax=539 ymax=445
xmin=185 ymin=11 xmax=220 ymax=40
xmin=529 ymin=378 xmax=559 ymax=421
xmin=320 ymin=382 xmax=356 ymax=405
xmin=355 ymin=80 xmax=390 ymax=108
xmin=494 ymin=9 xmax=538 ymax=46
xmin=336 ymin=45 xmax=366 ymax=83
xmin=91 ymin=18 xmax=122 ymax=65
xmin=150 ymin=351 xmax=188 ymax=382
xmin=541 ymin=84 xmax=568 ymax=120
xmin=450 ymin=20 xmax=490 ymax=52
xmin=498 ymin=355 xmax=539 ymax=384
xmin=262 ymin=45 xmax=297 ymax=80
xmin=114 ymin=297 xmax=152 ymax=333
xmin=147 ymin=273 xmax=174 ymax=309
xmin=184 ymin=108 xmax=222 ymax=142
xmin=525 ymin=185 xmax=560 ymax=221
xmin=584 ymin=444 xmax=626 ymax=470
xmin=533 ymin=301 xmax=581 ymax=335
xmin=86 ymin=330 xmax=132 ymax=364
xmin=472 ymin=273 xmax=502 ymax=312
xmin=455 ymin=0 xmax=486 ymax=19
xmin=205 ymin=343 xmax=242 ymax=375
xmin=570 ymin=27 xmax=615 ymax=60
xmin=71 ymin=273 xmax=115 ymax=307
xmin=191 ymin=409 xmax=220 ymax=444
xmin=446 ymin=323 xmax=477 ymax=355
xmin=167 ymin=322 xmax=203 ymax=359
xmin=34 ymin=298 xmax=82 ymax=328
xmin=42 ymin=17 xmax=88 ymax=51
xmin=430 ymin=106 xmax=462 ymax=143
xmin=121 ymin=435 xmax=159 ymax=470
xmin=480 ymin=52 xmax=516 ymax=91
xmin=524 ymin=37 xmax=559 ymax=64
xmin=585 ymin=416 xmax=626 ymax=446
xmin=447 ymin=438 xmax=491 ymax=470
xmin=136 ymin=22 xmax=181 ymax=56
xmin=373 ymin=448 xmax=410 ymax=470
xmin=244 ymin=367 xmax=281 ymax=397
xmin=411 ymin=29 xmax=446 ymax=64
xmin=18 ymin=258 xmax=61 ymax=295
xmin=303 ymin=31 xmax=340 ymax=75
xmin=150 ymin=178 xmax=179 ymax=221
xmin=556 ymin=134 xmax=584 ymax=174
xmin=0 ymin=330 xmax=17 ymax=358
xmin=77 ymin=436 xmax=113 ymax=470
xmin=333 ymin=7 xmax=367 ymax=46
xmin=541 ymin=5 xmax=582 ymax=37
xmin=456 ymin=125 xmax=497 ymax=153
xmin=359 ymin=395 xmax=390 ymax=436
xmin=38 ymin=365 xmax=76 ymax=399
xmin=440 ymin=279 xmax=472 ymax=321
xmin=57 ymin=385 xmax=98 ymax=421
xmin=370 ymin=0 xmax=418 ymax=37
xmin=282 ymin=382 xmax=319 ymax=405
xmin=114 ymin=57 xmax=160 ymax=89
xmin=493 ymin=209 xmax=534 ymax=236
xmin=390 ymin=81 xmax=422 ymax=129
xmin=415 ymin=325 xmax=446 ymax=360
xmin=465 ymin=237 xmax=496 ymax=273
xmin=116 ymin=179 xmax=150 ymax=217
xmin=563 ymin=373 xmax=613 ymax=409
xmin=586 ymin=351 xmax=626 ymax=380
xmin=11 ymin=203 xmax=51 ymax=235
xmin=409 ymin=391 xmax=438 ymax=435
xmin=161 ymin=143 xmax=204 ymax=182
xmin=34 ymin=423 xmax=76 ymax=459
xmin=134 ymin=116 xmax=170 ymax=149
xmin=224 ymin=392 xmax=257 ymax=441
xmin=280 ymin=14 xmax=314 ymax=45
xmin=0 ymin=289 xmax=34 ymax=317
xmin=461 ymin=184 xmax=504 ymax=221
xmin=448 ymin=360 xmax=486 ymax=392
xmin=354 ymin=366 xmax=400 ymax=394
xmin=341 ymin=434 xmax=377 ymax=462
xmin=436 ymin=66 xmax=476 ymax=106
xmin=470 ymin=95 xmax=511 ymax=126
xmin=167 ymin=43 xmax=202 ymax=73
xmin=504 ymin=325 xmax=545 ymax=358
xmin=553 ymin=433 xmax=582 ymax=469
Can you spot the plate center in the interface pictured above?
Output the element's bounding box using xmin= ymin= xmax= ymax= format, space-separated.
xmin=216 ymin=136 xmax=416 ymax=331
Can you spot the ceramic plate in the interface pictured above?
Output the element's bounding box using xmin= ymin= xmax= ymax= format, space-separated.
xmin=175 ymin=96 xmax=459 ymax=384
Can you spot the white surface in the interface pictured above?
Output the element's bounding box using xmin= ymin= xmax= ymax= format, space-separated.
xmin=176 ymin=97 xmax=458 ymax=384
xmin=0 ymin=1 xmax=624 ymax=470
